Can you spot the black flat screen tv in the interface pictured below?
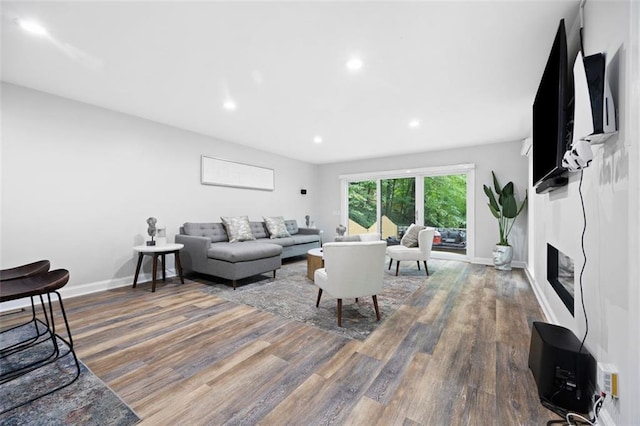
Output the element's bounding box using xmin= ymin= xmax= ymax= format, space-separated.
xmin=532 ymin=19 xmax=572 ymax=193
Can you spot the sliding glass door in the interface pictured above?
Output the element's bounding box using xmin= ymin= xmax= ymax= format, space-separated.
xmin=424 ymin=174 xmax=467 ymax=255
xmin=348 ymin=180 xmax=378 ymax=235
xmin=381 ymin=177 xmax=415 ymax=239
xmin=342 ymin=164 xmax=474 ymax=259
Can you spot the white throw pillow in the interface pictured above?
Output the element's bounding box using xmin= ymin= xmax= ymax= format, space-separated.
xmin=400 ymin=224 xmax=425 ymax=247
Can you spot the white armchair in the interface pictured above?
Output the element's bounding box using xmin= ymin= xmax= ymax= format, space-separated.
xmin=314 ymin=240 xmax=387 ymax=327
xmin=386 ymin=228 xmax=435 ymax=276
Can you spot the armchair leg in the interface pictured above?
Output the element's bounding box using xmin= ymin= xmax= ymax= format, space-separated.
xmin=273 ymin=270 xmax=276 ymax=279
xmin=232 ymin=280 xmax=236 ymax=290
xmin=417 ymin=261 xmax=421 ymax=270
xmin=395 ymin=261 xmax=400 ymax=276
xmin=424 ymin=261 xmax=429 ymax=275
xmin=388 ymin=258 xmax=393 ymax=270
xmin=316 ymin=288 xmax=323 ymax=307
xmin=372 ymin=295 xmax=381 ymax=321
xmin=337 ymin=299 xmax=342 ymax=327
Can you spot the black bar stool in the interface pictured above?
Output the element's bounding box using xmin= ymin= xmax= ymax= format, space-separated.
xmin=1 ymin=260 xmax=52 ymax=353
xmin=0 ymin=269 xmax=81 ymax=414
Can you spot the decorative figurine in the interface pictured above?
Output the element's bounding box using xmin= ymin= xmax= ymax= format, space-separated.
xmin=336 ymin=224 xmax=346 ymax=236
xmin=305 ymin=215 xmax=310 ymax=227
xmin=146 ymin=217 xmax=157 ymax=246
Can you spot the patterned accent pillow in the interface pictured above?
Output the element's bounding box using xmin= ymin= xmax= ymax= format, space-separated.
xmin=263 ymin=216 xmax=291 ymax=239
xmin=220 ymin=216 xmax=255 ymax=242
xmin=401 ymin=224 xmax=425 ymax=247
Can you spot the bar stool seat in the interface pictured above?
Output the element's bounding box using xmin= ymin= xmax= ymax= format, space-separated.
xmin=0 ymin=269 xmax=80 ymax=414
xmin=0 ymin=260 xmax=50 ymax=281
xmin=0 ymin=260 xmax=52 ymax=354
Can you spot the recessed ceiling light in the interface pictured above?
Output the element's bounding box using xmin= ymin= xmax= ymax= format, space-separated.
xmin=17 ymin=19 xmax=48 ymax=36
xmin=409 ymin=119 xmax=421 ymax=128
xmin=346 ymin=57 xmax=363 ymax=72
xmin=313 ymin=136 xmax=323 ymax=144
xmin=223 ymin=100 xmax=236 ymax=111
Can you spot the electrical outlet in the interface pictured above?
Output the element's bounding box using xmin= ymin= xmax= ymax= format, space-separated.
xmin=597 ymin=362 xmax=618 ymax=398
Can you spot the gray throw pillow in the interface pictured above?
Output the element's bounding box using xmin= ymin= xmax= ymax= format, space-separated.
xmin=263 ymin=216 xmax=291 ymax=239
xmin=401 ymin=224 xmax=425 ymax=247
xmin=220 ymin=216 xmax=255 ymax=242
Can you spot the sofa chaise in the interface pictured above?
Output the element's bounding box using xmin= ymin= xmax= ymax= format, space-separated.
xmin=176 ymin=219 xmax=321 ymax=288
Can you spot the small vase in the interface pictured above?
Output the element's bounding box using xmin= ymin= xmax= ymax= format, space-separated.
xmin=493 ymin=244 xmax=513 ymax=271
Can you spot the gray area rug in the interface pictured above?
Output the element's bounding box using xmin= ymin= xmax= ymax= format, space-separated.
xmin=0 ymin=322 xmax=140 ymax=425
xmin=199 ymin=258 xmax=431 ymax=340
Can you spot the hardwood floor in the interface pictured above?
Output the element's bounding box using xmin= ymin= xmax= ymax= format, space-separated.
xmin=2 ymin=259 xmax=557 ymax=425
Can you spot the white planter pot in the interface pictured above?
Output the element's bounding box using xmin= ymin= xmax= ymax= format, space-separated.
xmin=493 ymin=244 xmax=513 ymax=271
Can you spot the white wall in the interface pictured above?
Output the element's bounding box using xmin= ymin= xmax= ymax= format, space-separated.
xmin=315 ymin=140 xmax=529 ymax=264
xmin=527 ymin=1 xmax=639 ymax=424
xmin=0 ymin=83 xmax=317 ymax=297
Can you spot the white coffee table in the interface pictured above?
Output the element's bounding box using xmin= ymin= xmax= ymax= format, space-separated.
xmin=307 ymin=248 xmax=324 ymax=281
xmin=133 ymin=243 xmax=184 ymax=292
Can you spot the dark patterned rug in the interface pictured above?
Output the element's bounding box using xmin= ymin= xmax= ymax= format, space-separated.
xmin=198 ymin=257 xmax=432 ymax=340
xmin=0 ymin=322 xmax=140 ymax=425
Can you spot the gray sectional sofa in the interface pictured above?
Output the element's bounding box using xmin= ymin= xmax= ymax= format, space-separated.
xmin=176 ymin=219 xmax=321 ymax=289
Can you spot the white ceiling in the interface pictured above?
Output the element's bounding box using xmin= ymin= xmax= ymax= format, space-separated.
xmin=1 ymin=1 xmax=580 ymax=164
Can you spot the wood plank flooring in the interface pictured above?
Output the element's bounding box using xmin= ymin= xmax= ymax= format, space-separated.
xmin=1 ymin=259 xmax=558 ymax=425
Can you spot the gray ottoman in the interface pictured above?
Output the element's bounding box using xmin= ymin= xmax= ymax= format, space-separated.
xmin=206 ymin=242 xmax=282 ymax=289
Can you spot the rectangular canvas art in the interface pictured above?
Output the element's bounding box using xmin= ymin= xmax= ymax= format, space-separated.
xmin=201 ymin=156 xmax=274 ymax=191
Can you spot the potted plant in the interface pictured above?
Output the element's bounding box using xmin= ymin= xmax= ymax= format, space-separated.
xmin=483 ymin=171 xmax=527 ymax=270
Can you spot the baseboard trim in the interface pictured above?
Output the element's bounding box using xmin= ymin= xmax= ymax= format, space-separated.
xmin=523 ymin=266 xmax=558 ymax=325
xmin=0 ymin=269 xmax=177 ymax=312
xmin=598 ymin=407 xmax=616 ymax=426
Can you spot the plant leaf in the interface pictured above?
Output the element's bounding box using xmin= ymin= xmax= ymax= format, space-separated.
xmin=484 ymin=185 xmax=500 ymax=212
xmin=502 ymin=181 xmax=514 ymax=197
xmin=502 ymin=194 xmax=517 ymax=218
xmin=492 ymin=171 xmax=502 ymax=196
xmin=488 ymin=203 xmax=500 ymax=219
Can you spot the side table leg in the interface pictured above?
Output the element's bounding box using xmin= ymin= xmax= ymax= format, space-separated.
xmin=133 ymin=253 xmax=144 ymax=288
xmin=174 ymin=251 xmax=184 ymax=284
xmin=152 ymin=254 xmax=158 ymax=292
xmin=161 ymin=254 xmax=166 ymax=281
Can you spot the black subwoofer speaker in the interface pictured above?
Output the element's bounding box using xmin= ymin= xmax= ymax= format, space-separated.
xmin=528 ymin=321 xmax=596 ymax=414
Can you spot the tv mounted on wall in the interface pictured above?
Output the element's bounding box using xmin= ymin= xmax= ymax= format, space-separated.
xmin=532 ymin=19 xmax=573 ymax=194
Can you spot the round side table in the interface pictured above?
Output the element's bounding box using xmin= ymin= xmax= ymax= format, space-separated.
xmin=132 ymin=243 xmax=184 ymax=292
xmin=307 ymin=248 xmax=324 ymax=281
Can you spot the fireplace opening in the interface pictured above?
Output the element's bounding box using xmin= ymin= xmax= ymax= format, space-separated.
xmin=547 ymin=244 xmax=575 ymax=316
